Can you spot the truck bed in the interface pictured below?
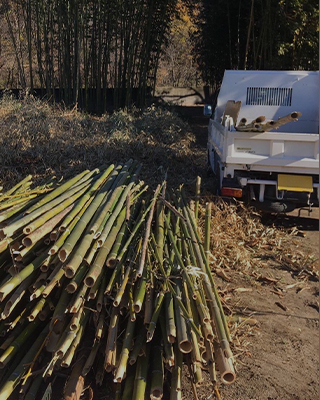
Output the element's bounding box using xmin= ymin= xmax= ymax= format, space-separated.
xmin=208 ymin=119 xmax=319 ymax=177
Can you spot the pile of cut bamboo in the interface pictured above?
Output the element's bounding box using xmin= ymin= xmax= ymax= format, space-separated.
xmin=0 ymin=161 xmax=235 ymax=400
xmin=236 ymin=111 xmax=301 ymax=132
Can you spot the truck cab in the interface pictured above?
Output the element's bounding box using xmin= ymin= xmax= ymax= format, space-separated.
xmin=206 ymin=70 xmax=319 ymax=212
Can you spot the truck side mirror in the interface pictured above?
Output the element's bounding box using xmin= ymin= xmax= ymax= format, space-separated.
xmin=203 ymin=104 xmax=212 ymax=117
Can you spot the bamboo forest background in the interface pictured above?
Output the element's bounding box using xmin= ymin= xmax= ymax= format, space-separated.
xmin=0 ymin=0 xmax=318 ymax=111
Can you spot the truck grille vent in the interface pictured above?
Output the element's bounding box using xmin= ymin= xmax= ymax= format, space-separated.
xmin=246 ymin=87 xmax=292 ymax=106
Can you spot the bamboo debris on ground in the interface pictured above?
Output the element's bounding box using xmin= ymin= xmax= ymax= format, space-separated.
xmin=0 ymin=164 xmax=239 ymax=400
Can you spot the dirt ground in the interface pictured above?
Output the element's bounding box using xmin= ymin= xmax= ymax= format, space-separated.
xmin=183 ymin=113 xmax=319 ymax=400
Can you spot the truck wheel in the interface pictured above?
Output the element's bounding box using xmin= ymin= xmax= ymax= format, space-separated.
xmin=250 ymin=201 xmax=296 ymax=213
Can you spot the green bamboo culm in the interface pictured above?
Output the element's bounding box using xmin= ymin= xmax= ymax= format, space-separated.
xmin=25 ymin=169 xmax=92 ymax=214
xmin=58 ymin=165 xmax=122 ymax=263
xmin=114 ymin=318 xmax=136 ymax=383
xmin=132 ymin=343 xmax=150 ymax=400
xmin=59 ymin=164 xmax=115 ymax=231
xmin=1 ymin=175 xmax=32 ymax=198
xmin=0 ymin=324 xmax=49 ymax=399
xmin=195 ymin=175 xmax=201 ymax=223
xmin=0 ymin=252 xmax=48 ymax=301
xmin=0 ymin=179 xmax=91 ymax=239
xmin=204 ymin=202 xmax=212 ymax=263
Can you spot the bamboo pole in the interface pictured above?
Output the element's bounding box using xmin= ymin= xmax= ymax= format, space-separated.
xmin=135 ymin=184 xmax=161 ymax=279
xmin=0 ymin=324 xmax=49 ymax=399
xmin=150 ymin=344 xmax=164 ymax=399
xmin=114 ymin=318 xmax=136 ymax=383
xmin=132 ymin=343 xmax=150 ymax=400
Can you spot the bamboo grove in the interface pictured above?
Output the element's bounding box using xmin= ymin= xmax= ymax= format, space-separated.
xmin=0 ymin=162 xmax=235 ymax=399
xmin=2 ymin=0 xmax=177 ymax=110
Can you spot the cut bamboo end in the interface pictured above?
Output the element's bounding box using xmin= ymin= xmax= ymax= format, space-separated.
xmin=214 ymin=341 xmax=236 ymax=385
xmin=22 ymin=237 xmax=32 ymax=247
xmin=178 ymin=340 xmax=192 ymax=354
xmin=106 ymin=258 xmax=117 ymax=268
xmin=133 ymin=303 xmax=142 ymax=314
xmin=221 ymin=370 xmax=236 ymax=385
xmin=23 ymin=226 xmax=33 ymax=235
xmin=50 ymin=231 xmax=59 ymax=241
xmin=58 ymin=248 xmax=69 ymax=262
xmin=151 ymin=388 xmax=163 ymax=399
xmin=168 ymin=335 xmax=176 ymax=344
xmin=66 ymin=282 xmax=78 ymax=293
xmin=254 ymin=116 xmax=266 ymax=123
xmin=64 ymin=267 xmax=75 ymax=279
xmin=48 ymin=247 xmax=57 ymax=255
xmin=84 ymin=276 xmax=95 ymax=288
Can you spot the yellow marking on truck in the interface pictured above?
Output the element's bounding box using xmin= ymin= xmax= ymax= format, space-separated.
xmin=277 ymin=174 xmax=313 ymax=192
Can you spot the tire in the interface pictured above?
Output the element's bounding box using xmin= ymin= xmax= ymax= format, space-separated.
xmin=250 ymin=200 xmax=297 ymax=214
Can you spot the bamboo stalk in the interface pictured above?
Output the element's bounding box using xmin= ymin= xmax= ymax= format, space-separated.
xmin=136 ymin=184 xmax=161 ymax=279
xmin=1 ymin=180 xmax=90 ymax=239
xmin=59 ymin=165 xmax=115 ymax=231
xmin=132 ymin=343 xmax=150 ymax=400
xmin=113 ymin=266 xmax=131 ymax=307
xmin=0 ymin=324 xmax=48 ymax=399
xmin=159 ymin=314 xmax=175 ymax=367
xmin=0 ymin=252 xmax=48 ymax=301
xmin=0 ymin=318 xmax=41 ymax=368
xmin=170 ymin=343 xmax=182 ymax=400
xmin=114 ymin=318 xmax=136 ymax=383
xmin=174 ymin=280 xmax=192 ymax=354
xmin=150 ymin=344 xmax=164 ymax=400
xmin=26 ymin=170 xmax=91 ymax=214
xmin=165 ymin=292 xmax=176 ymax=344
xmin=1 ymin=273 xmax=35 ymax=319
xmin=61 ymin=322 xmax=86 ymax=368
xmin=58 ymin=168 xmax=118 ymax=262
xmin=28 ymin=297 xmax=46 ymax=321
xmin=66 ymin=263 xmax=88 ymax=293
xmin=213 ymin=340 xmax=236 ymax=384
xmin=194 ymin=176 xmax=201 ymax=223
xmin=133 ymin=265 xmax=147 ymax=313
xmin=1 ymin=175 xmax=32 ymax=198
xmin=204 ymin=202 xmax=211 ymax=263
xmin=22 ymin=205 xmax=73 ymax=247
xmin=104 ymin=307 xmax=119 ymax=372
xmin=128 ymin=325 xmax=146 ymax=366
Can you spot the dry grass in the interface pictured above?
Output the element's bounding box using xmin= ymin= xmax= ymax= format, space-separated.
xmin=0 ymin=94 xmax=201 ymax=189
xmin=197 ymin=199 xmax=318 ymax=278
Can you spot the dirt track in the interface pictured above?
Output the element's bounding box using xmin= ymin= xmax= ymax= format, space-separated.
xmin=185 ymin=112 xmax=319 ymax=400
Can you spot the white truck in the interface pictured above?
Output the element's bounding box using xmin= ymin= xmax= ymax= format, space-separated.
xmin=205 ymin=70 xmax=319 ymax=212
